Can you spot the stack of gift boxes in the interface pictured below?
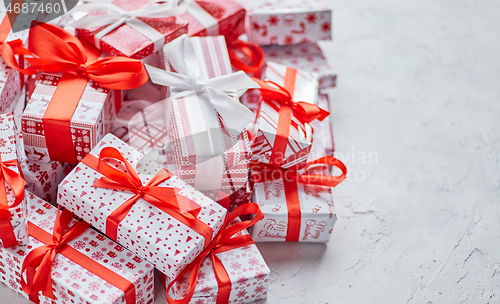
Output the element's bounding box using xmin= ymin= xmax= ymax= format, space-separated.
xmin=0 ymin=0 xmax=345 ymax=303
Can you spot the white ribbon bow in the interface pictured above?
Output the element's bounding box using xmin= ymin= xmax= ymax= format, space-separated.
xmin=145 ymin=35 xmax=259 ymax=133
xmin=69 ymin=1 xmax=188 ymax=51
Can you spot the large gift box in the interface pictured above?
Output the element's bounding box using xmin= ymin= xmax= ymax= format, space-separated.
xmin=250 ymin=61 xmax=327 ymax=173
xmin=20 ymin=23 xmax=148 ymax=164
xmin=262 ymin=42 xmax=337 ymax=90
xmin=235 ymin=0 xmax=332 ymax=45
xmin=0 ymin=191 xmax=155 ymax=304
xmin=163 ymin=204 xmax=270 ymax=304
xmin=71 ymin=0 xmax=189 ymax=59
xmin=58 ymin=134 xmax=227 ymax=280
xmin=0 ymin=113 xmax=28 ymax=248
xmin=146 ymin=35 xmax=257 ymax=195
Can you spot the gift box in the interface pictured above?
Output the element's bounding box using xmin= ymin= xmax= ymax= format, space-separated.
xmin=250 ymin=144 xmax=347 ymax=242
xmin=162 ymin=203 xmax=270 ymax=304
xmin=0 ymin=9 xmax=29 ymax=114
xmin=235 ymin=0 xmax=332 ymax=45
xmin=71 ymin=0 xmax=189 ymax=59
xmin=58 ymin=133 xmax=227 ymax=281
xmin=262 ymin=42 xmax=337 ymax=90
xmin=0 ymin=191 xmax=155 ymax=304
xmin=146 ymin=35 xmax=257 ymax=194
xmin=312 ymin=94 xmax=335 ymax=157
xmin=250 ymin=61 xmax=326 ymax=173
xmin=0 ymin=113 xmax=28 ymax=248
xmin=20 ymin=23 xmax=148 ymax=164
xmin=180 ymin=0 xmax=246 ymax=38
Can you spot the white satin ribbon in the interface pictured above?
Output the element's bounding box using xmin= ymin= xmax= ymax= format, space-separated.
xmin=145 ymin=35 xmax=259 ymax=133
xmin=186 ymin=0 xmax=219 ymax=36
xmin=69 ymin=1 xmax=188 ymax=51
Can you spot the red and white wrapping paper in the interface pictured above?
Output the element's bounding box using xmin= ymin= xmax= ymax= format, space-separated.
xmin=58 ymin=134 xmax=227 ymax=280
xmin=165 ymin=218 xmax=270 ymax=303
xmin=151 ymin=35 xmax=254 ymax=194
xmin=72 ymin=0 xmax=188 ymax=59
xmin=250 ymin=61 xmax=319 ymax=172
xmin=262 ymin=42 xmax=336 ymax=90
xmin=235 ymin=0 xmax=331 ymax=45
xmin=0 ymin=191 xmax=155 ymax=304
xmin=0 ymin=113 xmax=28 ymax=247
xmin=180 ymin=0 xmax=246 ymax=38
xmin=312 ymin=94 xmax=335 ymax=157
xmin=21 ymin=71 xmax=117 ymax=163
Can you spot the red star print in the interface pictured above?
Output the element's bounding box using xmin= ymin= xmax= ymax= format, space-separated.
xmin=268 ymin=15 xmax=279 ymax=26
xmin=306 ymin=13 xmax=317 ymax=24
xmin=284 ymin=36 xmax=294 ymax=44
xmin=321 ymin=21 xmax=331 ymax=32
xmin=251 ymin=22 xmax=261 ymax=31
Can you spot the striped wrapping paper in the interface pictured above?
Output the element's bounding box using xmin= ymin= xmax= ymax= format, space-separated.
xmin=251 ymin=61 xmax=320 ymax=172
xmin=21 ymin=72 xmax=117 ymax=163
xmin=160 ymin=35 xmax=251 ymax=196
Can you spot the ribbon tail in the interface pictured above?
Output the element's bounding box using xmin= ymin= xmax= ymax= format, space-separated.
xmin=205 ymin=87 xmax=254 ymax=133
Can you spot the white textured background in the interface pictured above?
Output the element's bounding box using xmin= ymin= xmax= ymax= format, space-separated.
xmin=2 ymin=0 xmax=500 ymax=303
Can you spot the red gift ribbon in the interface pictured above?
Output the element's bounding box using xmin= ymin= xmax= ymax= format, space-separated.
xmin=162 ymin=203 xmax=264 ymax=304
xmin=20 ymin=207 xmax=136 ymax=304
xmin=81 ymin=147 xmax=213 ymax=245
xmin=0 ymin=154 xmax=26 ymax=248
xmin=19 ymin=22 xmax=149 ymax=164
xmin=251 ymin=70 xmax=330 ymax=168
xmin=227 ymin=39 xmax=265 ymax=78
xmin=251 ymin=156 xmax=347 ymax=242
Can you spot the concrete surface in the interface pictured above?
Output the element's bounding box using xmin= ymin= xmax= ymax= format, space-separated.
xmin=2 ymin=0 xmax=500 ymax=303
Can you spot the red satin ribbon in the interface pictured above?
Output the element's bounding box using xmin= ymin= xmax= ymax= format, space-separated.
xmin=163 ymin=203 xmax=264 ymax=304
xmin=0 ymin=155 xmax=26 ymax=248
xmin=227 ymin=39 xmax=265 ymax=78
xmin=251 ymin=156 xmax=347 ymax=242
xmin=81 ymin=147 xmax=213 ymax=245
xmin=20 ymin=22 xmax=149 ymax=164
xmin=251 ymin=72 xmax=330 ymax=168
xmin=20 ymin=207 xmax=136 ymax=304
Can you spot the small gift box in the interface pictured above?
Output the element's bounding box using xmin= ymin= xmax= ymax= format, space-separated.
xmin=58 ymin=133 xmax=227 ymax=281
xmin=0 ymin=113 xmax=28 ymax=248
xmin=146 ymin=35 xmax=258 ymax=194
xmin=162 ymin=203 xmax=270 ymax=304
xmin=250 ymin=61 xmax=327 ymax=173
xmin=250 ymin=149 xmax=347 ymax=242
xmin=235 ymin=0 xmax=332 ymax=45
xmin=70 ymin=0 xmax=189 ymax=59
xmin=262 ymin=42 xmax=337 ymax=90
xmin=0 ymin=191 xmax=155 ymax=304
xmin=20 ymin=23 xmax=148 ymax=164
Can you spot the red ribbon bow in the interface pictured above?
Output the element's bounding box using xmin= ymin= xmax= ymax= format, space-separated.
xmin=82 ymin=147 xmax=212 ymax=243
xmin=21 ymin=207 xmax=90 ymax=302
xmin=164 ymin=203 xmax=264 ymax=304
xmin=0 ymin=156 xmax=26 ymax=248
xmin=251 ymin=75 xmax=330 ymax=168
xmin=227 ymin=39 xmax=265 ymax=78
xmin=251 ymin=156 xmax=347 ymax=242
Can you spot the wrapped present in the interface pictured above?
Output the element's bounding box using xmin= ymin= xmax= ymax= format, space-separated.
xmin=235 ymin=0 xmax=331 ymax=45
xmin=69 ymin=0 xmax=189 ymax=59
xmin=313 ymin=94 xmax=335 ymax=157
xmin=162 ymin=203 xmax=270 ymax=304
xmin=20 ymin=23 xmax=148 ymax=164
xmin=0 ymin=191 xmax=155 ymax=304
xmin=145 ymin=35 xmax=258 ymax=194
xmin=250 ymin=62 xmax=328 ymax=172
xmin=0 ymin=8 xmax=30 ymax=114
xmin=250 ymin=155 xmax=347 ymax=242
xmin=58 ymin=133 xmax=227 ymax=280
xmin=0 ymin=113 xmax=28 ymax=248
xmin=262 ymin=42 xmax=336 ymax=90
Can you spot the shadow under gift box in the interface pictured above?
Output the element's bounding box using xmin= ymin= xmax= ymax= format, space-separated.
xmin=57 ymin=134 xmax=227 ymax=281
xmin=0 ymin=191 xmax=155 ymax=304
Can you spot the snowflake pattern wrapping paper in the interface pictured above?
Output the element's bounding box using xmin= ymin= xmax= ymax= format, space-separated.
xmin=0 ymin=113 xmax=29 ymax=248
xmin=57 ymin=134 xmax=227 ymax=281
xmin=234 ymin=0 xmax=331 ymax=45
xmin=21 ymin=71 xmax=117 ymax=163
xmin=0 ymin=191 xmax=155 ymax=304
xmin=164 ymin=218 xmax=270 ymax=304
